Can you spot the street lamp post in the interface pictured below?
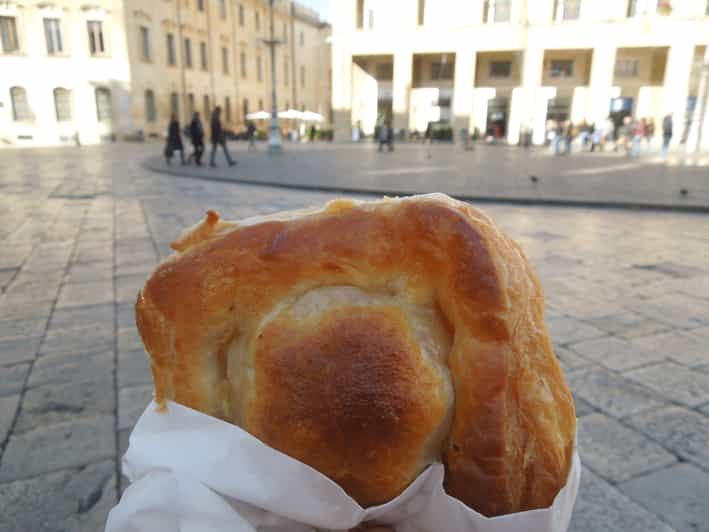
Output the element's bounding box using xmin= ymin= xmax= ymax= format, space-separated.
xmin=264 ymin=0 xmax=282 ymax=154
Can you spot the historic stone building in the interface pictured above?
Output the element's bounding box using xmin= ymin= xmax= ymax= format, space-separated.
xmin=331 ymin=0 xmax=709 ymax=147
xmin=0 ymin=0 xmax=331 ymax=147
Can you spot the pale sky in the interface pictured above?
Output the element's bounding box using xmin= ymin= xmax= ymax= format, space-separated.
xmin=297 ymin=0 xmax=332 ymax=22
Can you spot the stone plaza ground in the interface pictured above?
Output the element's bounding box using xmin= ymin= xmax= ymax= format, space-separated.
xmin=0 ymin=142 xmax=708 ymax=531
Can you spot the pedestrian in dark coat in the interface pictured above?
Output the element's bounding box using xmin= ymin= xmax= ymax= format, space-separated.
xmin=187 ymin=112 xmax=204 ymax=166
xmin=661 ymin=114 xmax=673 ymax=159
xmin=209 ymin=106 xmax=236 ymax=167
xmin=165 ymin=114 xmax=185 ymax=165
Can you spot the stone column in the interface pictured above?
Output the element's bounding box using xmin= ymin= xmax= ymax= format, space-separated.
xmin=452 ymin=49 xmax=476 ymax=133
xmin=332 ymin=41 xmax=353 ymax=141
xmin=392 ymin=50 xmax=413 ymax=133
xmin=664 ymin=42 xmax=695 ymax=147
xmin=519 ymin=44 xmax=545 ymax=144
xmin=589 ymin=43 xmax=616 ymax=125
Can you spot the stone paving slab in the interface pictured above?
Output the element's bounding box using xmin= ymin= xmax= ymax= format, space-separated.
xmin=0 ymin=459 xmax=116 ymax=532
xmin=0 ymin=415 xmax=115 ymax=482
xmin=578 ymin=413 xmax=677 ymax=483
xmin=569 ymin=468 xmax=674 ymax=532
xmin=619 ymin=464 xmax=709 ymax=532
xmin=566 ymin=367 xmax=668 ymax=419
xmin=626 ymin=406 xmax=709 ymax=471
xmin=567 ymin=336 xmax=666 ymax=371
xmin=3 ymin=144 xmax=709 ymax=531
xmin=624 ymin=361 xmax=709 ymax=407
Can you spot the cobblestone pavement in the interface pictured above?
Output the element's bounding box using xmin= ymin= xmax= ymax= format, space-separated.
xmin=145 ymin=141 xmax=709 ymax=210
xmin=1 ymin=143 xmax=709 ymax=531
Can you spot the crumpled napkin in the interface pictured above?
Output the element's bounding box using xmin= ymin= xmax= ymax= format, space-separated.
xmin=106 ymin=401 xmax=581 ymax=532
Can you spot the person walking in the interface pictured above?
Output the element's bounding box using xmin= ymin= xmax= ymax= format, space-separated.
xmin=209 ymin=106 xmax=236 ymax=168
xmin=645 ymin=117 xmax=655 ymax=154
xmin=630 ymin=118 xmax=645 ymax=157
xmin=164 ymin=114 xmax=186 ymax=165
xmin=246 ymin=121 xmax=257 ymax=150
xmin=563 ymin=120 xmax=574 ymax=154
xmin=661 ymin=113 xmax=673 ymax=159
xmin=387 ymin=123 xmax=395 ymax=152
xmin=186 ymin=112 xmax=204 ymax=166
xmin=377 ymin=122 xmax=389 ymax=152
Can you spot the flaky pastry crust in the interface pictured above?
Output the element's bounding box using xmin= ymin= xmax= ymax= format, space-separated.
xmin=136 ymin=193 xmax=576 ymax=517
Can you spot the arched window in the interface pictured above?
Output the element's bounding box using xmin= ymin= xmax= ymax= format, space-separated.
xmin=145 ymin=89 xmax=156 ymax=122
xmin=95 ymin=87 xmax=112 ymax=122
xmin=10 ymin=86 xmax=31 ymax=121
xmin=53 ymin=88 xmax=72 ymax=122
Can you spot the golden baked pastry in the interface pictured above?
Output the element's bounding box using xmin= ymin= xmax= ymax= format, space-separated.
xmin=136 ymin=193 xmax=576 ymax=517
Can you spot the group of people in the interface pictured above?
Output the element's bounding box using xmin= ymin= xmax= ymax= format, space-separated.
xmin=165 ymin=107 xmax=238 ymax=168
xmin=548 ymin=114 xmax=674 ymax=158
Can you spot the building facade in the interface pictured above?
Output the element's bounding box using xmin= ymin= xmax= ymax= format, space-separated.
xmin=331 ymin=0 xmax=709 ymax=147
xmin=0 ymin=0 xmax=331 ymax=147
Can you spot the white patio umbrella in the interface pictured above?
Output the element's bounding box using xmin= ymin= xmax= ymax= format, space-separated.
xmin=277 ymin=109 xmax=304 ymax=120
xmin=301 ymin=111 xmax=323 ymax=122
xmin=246 ymin=110 xmax=270 ymax=120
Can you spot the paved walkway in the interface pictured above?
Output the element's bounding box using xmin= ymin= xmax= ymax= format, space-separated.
xmin=1 ymin=143 xmax=709 ymax=531
xmin=145 ymin=141 xmax=709 ymax=211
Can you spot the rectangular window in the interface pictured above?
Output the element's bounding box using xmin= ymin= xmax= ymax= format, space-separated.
xmin=140 ymin=26 xmax=150 ymax=61
xmin=550 ymin=59 xmax=574 ymax=78
xmin=284 ymin=58 xmax=289 ymax=86
xmin=203 ymin=94 xmax=210 ymax=118
xmin=200 ymin=41 xmax=207 ymax=70
xmin=239 ymin=4 xmax=245 ymax=26
xmin=368 ymin=8 xmax=374 ymax=29
xmin=87 ymin=20 xmax=105 ymax=55
xmin=243 ymin=98 xmax=249 ymax=117
xmin=484 ymin=0 xmax=511 ymax=23
xmin=240 ymin=51 xmax=247 ymax=78
xmin=167 ymin=33 xmax=176 ymax=65
xmin=170 ymin=91 xmax=179 ymax=117
xmin=356 ymin=0 xmax=364 ymax=29
xmin=44 ymin=18 xmax=63 ymax=54
xmin=489 ymin=60 xmax=512 ymax=78
xmin=184 ymin=38 xmax=192 ymax=67
xmin=706 ymin=0 xmax=709 ymax=15
xmin=257 ymin=55 xmax=262 ymax=81
xmin=430 ymin=61 xmax=453 ymax=80
xmin=255 ymin=11 xmax=260 ymax=31
xmin=259 ymin=98 xmax=264 ymax=111
xmin=222 ymin=47 xmax=228 ymax=74
xmin=418 ymin=0 xmax=425 ymax=25
xmin=554 ymin=0 xmax=581 ymax=21
xmin=145 ymin=90 xmax=156 ymax=122
xmin=197 ymin=0 xmax=204 ymax=12
xmin=95 ymin=87 xmax=112 ymax=121
xmin=225 ymin=96 xmax=231 ymax=121
xmin=188 ymin=93 xmax=195 ymax=116
xmin=11 ymin=87 xmax=31 ymax=121
xmin=54 ymin=88 xmax=71 ymax=121
xmin=0 ymin=16 xmax=19 ymax=52
xmin=300 ymin=65 xmax=305 ymax=88
xmin=283 ymin=23 xmax=288 ymax=43
xmin=614 ymin=58 xmax=640 ymax=77
xmin=220 ymin=0 xmax=227 ymax=18
xmin=300 ymin=30 xmax=304 ymax=46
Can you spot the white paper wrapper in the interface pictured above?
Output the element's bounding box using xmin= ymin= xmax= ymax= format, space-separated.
xmin=106 ymin=401 xmax=581 ymax=532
